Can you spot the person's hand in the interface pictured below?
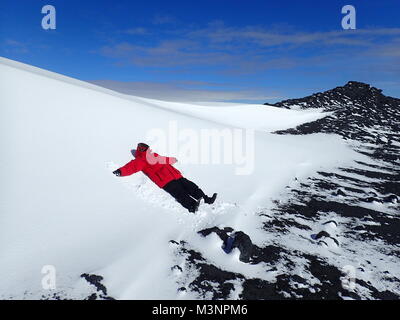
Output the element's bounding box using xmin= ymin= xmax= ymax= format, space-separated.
xmin=113 ymin=169 xmax=121 ymax=176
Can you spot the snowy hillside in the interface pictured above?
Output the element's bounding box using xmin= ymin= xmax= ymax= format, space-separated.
xmin=0 ymin=58 xmax=398 ymax=300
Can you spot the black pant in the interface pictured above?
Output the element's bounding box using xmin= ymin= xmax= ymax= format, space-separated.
xmin=163 ymin=178 xmax=205 ymax=211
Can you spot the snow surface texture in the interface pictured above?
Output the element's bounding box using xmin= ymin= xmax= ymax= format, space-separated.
xmin=0 ymin=58 xmax=398 ymax=299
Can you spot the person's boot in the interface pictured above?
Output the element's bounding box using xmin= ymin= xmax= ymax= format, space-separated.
xmin=204 ymin=193 xmax=217 ymax=204
xmin=189 ymin=198 xmax=201 ymax=213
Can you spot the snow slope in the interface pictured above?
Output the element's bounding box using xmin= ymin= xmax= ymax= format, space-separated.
xmin=0 ymin=57 xmax=361 ymax=299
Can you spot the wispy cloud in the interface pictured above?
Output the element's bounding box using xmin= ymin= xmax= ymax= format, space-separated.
xmin=89 ymin=80 xmax=280 ymax=103
xmin=123 ymin=27 xmax=150 ymax=35
xmin=368 ymin=39 xmax=400 ymax=58
xmin=100 ymin=39 xmax=236 ymax=68
xmin=152 ymin=14 xmax=176 ymax=25
xmin=189 ymin=23 xmax=400 ymax=48
xmin=2 ymin=39 xmax=29 ymax=54
xmin=99 ymin=22 xmax=400 ymax=77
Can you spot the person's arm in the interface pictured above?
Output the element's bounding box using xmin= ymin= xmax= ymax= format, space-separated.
xmin=114 ymin=159 xmax=144 ymax=177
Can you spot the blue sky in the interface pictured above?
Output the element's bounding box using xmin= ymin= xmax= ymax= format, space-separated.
xmin=1 ymin=0 xmax=400 ymax=103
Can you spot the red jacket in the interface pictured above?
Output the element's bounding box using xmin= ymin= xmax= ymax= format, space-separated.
xmin=118 ymin=149 xmax=182 ymax=188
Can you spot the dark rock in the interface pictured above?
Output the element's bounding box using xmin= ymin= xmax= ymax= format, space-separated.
xmin=336 ymin=189 xmax=347 ymax=197
xmin=81 ymin=273 xmax=115 ymax=300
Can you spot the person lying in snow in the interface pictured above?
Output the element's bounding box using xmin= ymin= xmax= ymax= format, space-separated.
xmin=113 ymin=143 xmax=217 ymax=213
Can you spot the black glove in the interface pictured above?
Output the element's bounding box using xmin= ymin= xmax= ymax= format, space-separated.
xmin=113 ymin=169 xmax=121 ymax=177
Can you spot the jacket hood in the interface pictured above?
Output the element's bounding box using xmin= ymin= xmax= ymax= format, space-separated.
xmin=135 ymin=148 xmax=151 ymax=158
